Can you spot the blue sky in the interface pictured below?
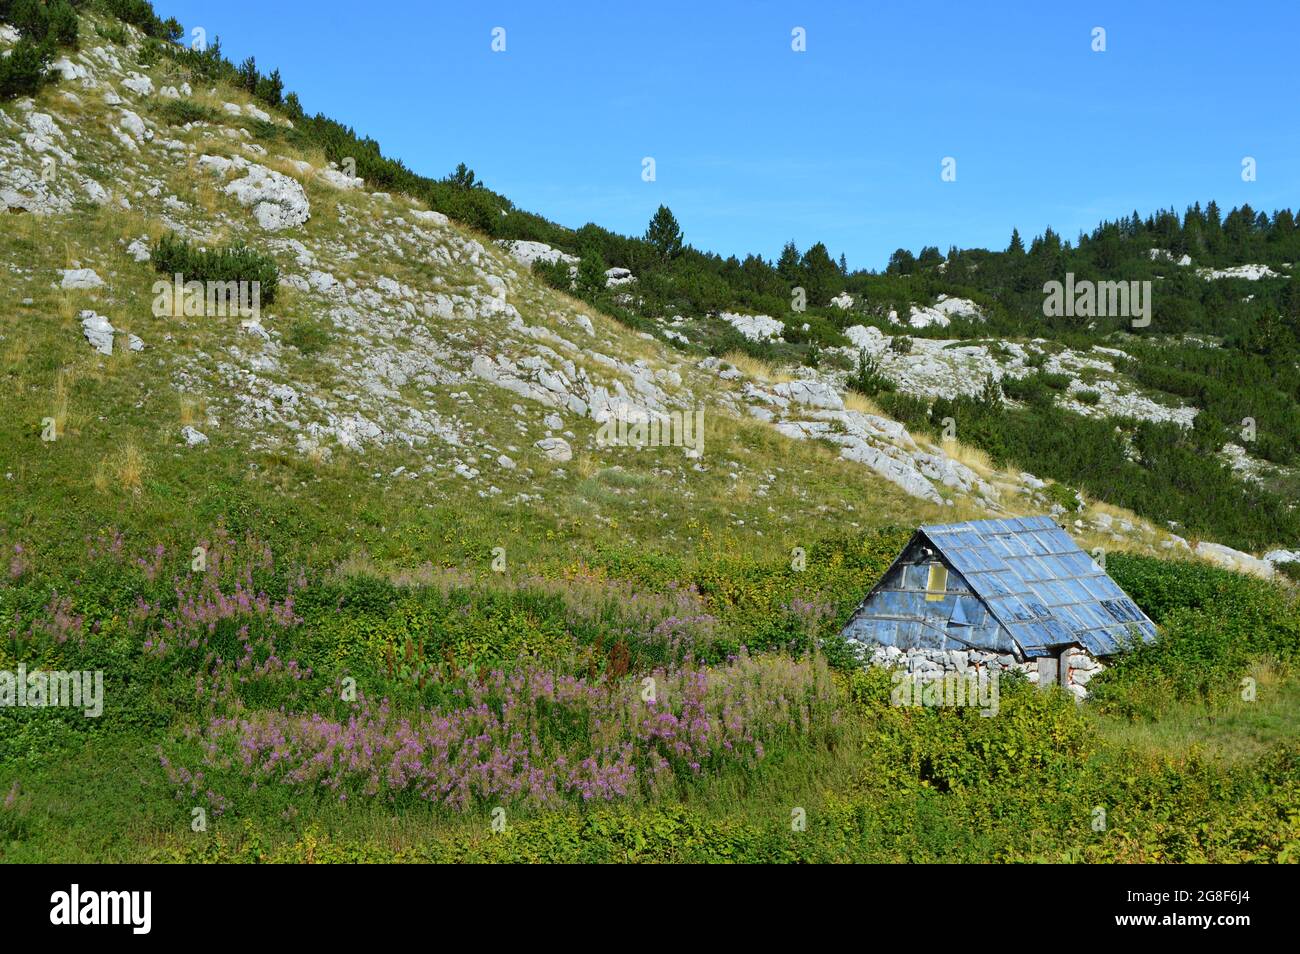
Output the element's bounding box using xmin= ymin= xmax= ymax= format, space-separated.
xmin=159 ymin=0 xmax=1299 ymax=271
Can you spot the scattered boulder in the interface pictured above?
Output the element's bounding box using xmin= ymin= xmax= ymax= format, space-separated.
xmin=498 ymin=240 xmax=579 ymax=269
xmin=62 ymin=268 xmax=104 ymax=290
xmin=121 ymin=72 xmax=154 ymax=96
xmin=1198 ymin=264 xmax=1278 ymax=281
xmin=51 ymin=57 xmax=91 ymax=84
xmin=719 ymin=311 xmax=783 ymax=342
xmin=79 ymin=311 xmax=115 ymax=355
xmin=222 ymin=163 xmax=311 ymax=230
xmin=410 ymin=208 xmax=448 ymax=227
xmin=126 ymin=238 xmax=151 ymax=262
xmin=605 ymin=267 xmax=635 ymax=287
xmin=181 ymin=426 xmax=209 ymax=446
xmin=317 ymin=166 xmax=364 ymax=190
xmin=1264 ymin=549 xmax=1299 ymax=573
xmin=535 ymin=437 xmax=572 ymax=462
xmin=118 ymin=109 xmax=152 ymax=143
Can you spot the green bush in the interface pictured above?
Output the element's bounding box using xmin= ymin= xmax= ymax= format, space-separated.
xmin=150 ymin=233 xmax=280 ymax=305
xmin=1094 ymin=552 xmax=1300 ymax=716
xmin=1000 ymin=373 xmax=1050 ymax=405
xmin=0 ymin=37 xmax=51 ymax=99
xmin=878 ymin=391 xmax=931 ymax=432
xmin=576 ymin=247 xmax=607 ymax=300
xmin=847 ymin=349 xmax=894 ymax=397
xmin=1075 ymin=388 xmax=1101 ymax=406
xmin=1044 ymin=481 xmax=1082 ymax=512
xmin=531 ymin=256 xmax=573 ymax=292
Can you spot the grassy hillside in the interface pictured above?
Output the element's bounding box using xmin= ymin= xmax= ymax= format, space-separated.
xmin=0 ymin=2 xmax=1297 ymax=863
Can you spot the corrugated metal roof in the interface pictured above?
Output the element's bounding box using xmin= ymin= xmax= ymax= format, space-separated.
xmin=916 ymin=515 xmax=1157 ymax=656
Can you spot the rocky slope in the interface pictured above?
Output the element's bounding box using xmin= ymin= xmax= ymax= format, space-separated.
xmin=0 ymin=19 xmax=1292 ymax=579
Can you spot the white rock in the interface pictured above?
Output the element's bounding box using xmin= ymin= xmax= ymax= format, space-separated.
xmin=118 ymin=109 xmax=152 ymax=143
xmin=1198 ymin=264 xmax=1278 ymax=281
xmin=498 ymin=240 xmax=579 ymax=269
xmin=61 ymin=268 xmax=104 ymax=289
xmin=181 ymin=426 xmax=209 ymax=446
xmin=81 ymin=178 xmax=109 ymax=204
xmin=905 ymin=295 xmax=984 ymax=329
xmin=79 ymin=311 xmax=115 ymax=354
xmin=223 ymin=163 xmax=310 ymax=230
xmin=773 ymin=379 xmax=844 ymax=410
xmin=535 ymin=437 xmax=573 ymax=462
xmin=719 ymin=311 xmax=783 ymax=342
xmin=317 ymin=167 xmax=364 ymax=190
xmin=50 ymin=57 xmax=90 ymax=83
xmin=1148 ymin=248 xmax=1192 ymax=267
xmin=121 ymin=72 xmax=154 ymax=96
xmin=410 ymin=208 xmax=448 ymax=226
xmin=1195 ymin=541 xmax=1274 ymax=579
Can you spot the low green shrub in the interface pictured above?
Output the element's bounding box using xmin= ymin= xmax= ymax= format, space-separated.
xmin=150 ymin=233 xmax=279 ymax=305
xmin=847 ymin=349 xmax=894 ymax=397
xmin=0 ymin=37 xmax=51 ymax=99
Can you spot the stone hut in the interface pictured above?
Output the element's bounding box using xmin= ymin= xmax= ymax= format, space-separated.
xmin=842 ymin=516 xmax=1157 ymax=698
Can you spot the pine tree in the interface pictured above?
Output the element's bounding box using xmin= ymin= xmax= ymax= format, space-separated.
xmin=776 ymin=240 xmax=802 ymax=284
xmin=1008 ymin=228 xmax=1025 ymax=255
xmin=644 ymin=205 xmax=683 ymax=260
xmin=800 ymin=242 xmax=838 ymax=305
xmin=237 ymin=56 xmax=259 ymax=93
xmin=886 ymin=248 xmax=915 ymax=274
xmin=446 ymin=163 xmax=479 ymax=189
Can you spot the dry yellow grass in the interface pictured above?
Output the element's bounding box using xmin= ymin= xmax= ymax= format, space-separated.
xmin=843 ymin=392 xmax=884 ymax=416
xmin=2 ymin=333 xmax=30 ymax=372
xmin=194 ymin=179 xmax=221 ymax=215
xmin=720 ymin=351 xmax=793 ymax=384
xmin=50 ymin=369 xmax=75 ymax=438
xmin=107 ymin=440 xmax=148 ymax=495
xmin=178 ymin=395 xmax=206 ymax=428
xmin=55 ymin=290 xmax=78 ymax=323
xmin=939 ymin=438 xmax=995 ymax=479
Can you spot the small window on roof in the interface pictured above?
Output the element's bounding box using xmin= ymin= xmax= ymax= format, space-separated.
xmin=926 ymin=563 xmax=948 ymax=601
